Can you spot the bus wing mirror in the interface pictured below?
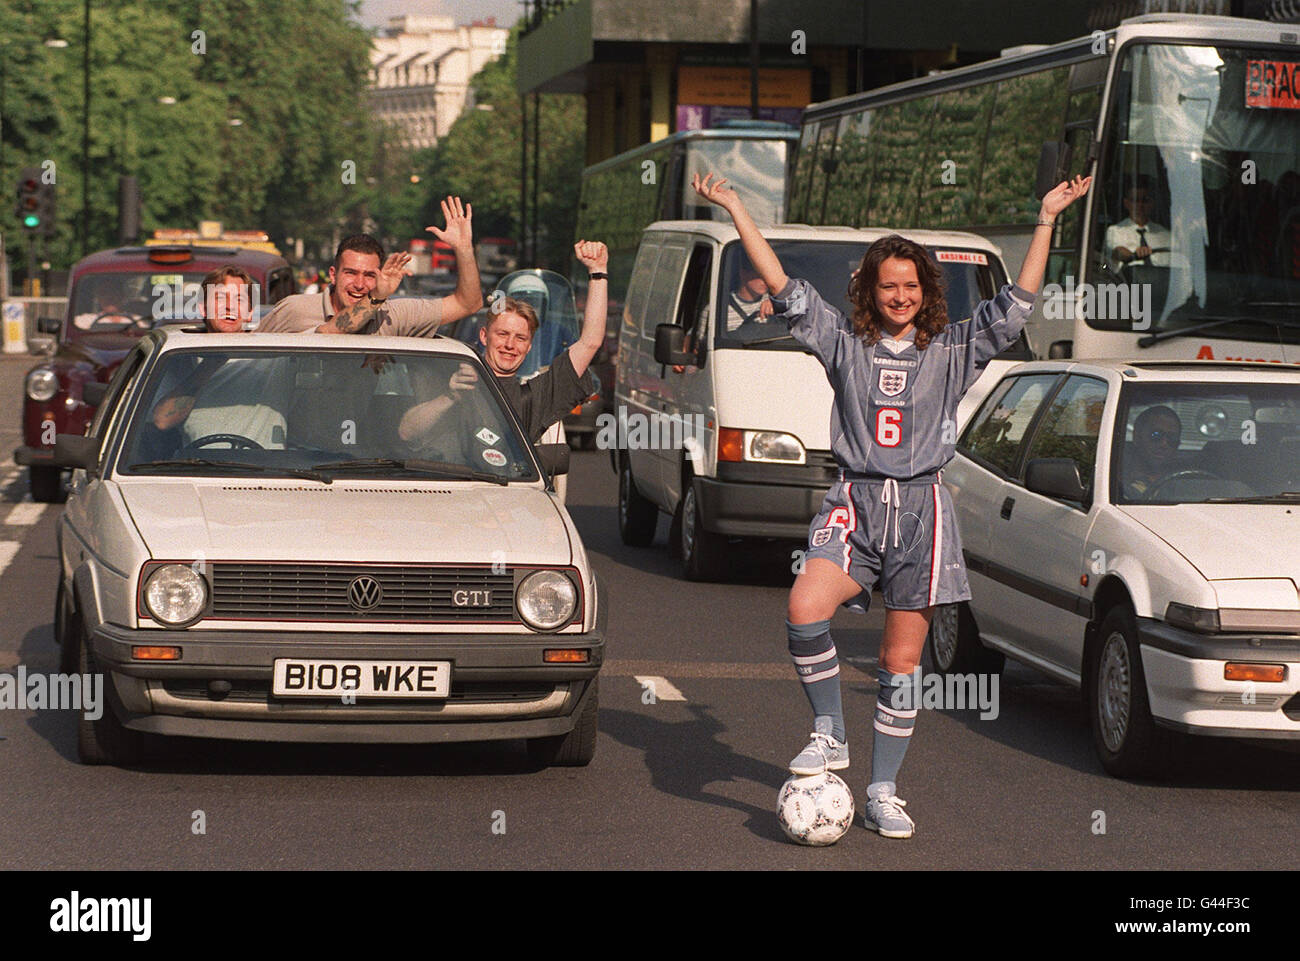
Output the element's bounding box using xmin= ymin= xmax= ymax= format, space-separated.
xmin=1035 ymin=141 xmax=1073 ymax=200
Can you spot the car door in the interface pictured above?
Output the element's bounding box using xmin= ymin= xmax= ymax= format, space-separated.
xmin=954 ymin=372 xmax=1064 ymax=651
xmin=986 ymin=374 xmax=1109 ymax=680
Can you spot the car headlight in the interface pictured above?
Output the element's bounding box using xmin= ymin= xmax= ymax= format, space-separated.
xmin=144 ymin=564 xmax=208 ymax=625
xmin=1165 ymin=602 xmax=1220 ymax=633
xmin=25 ymin=368 xmax=58 ymax=402
xmin=516 ymin=570 xmax=578 ymax=631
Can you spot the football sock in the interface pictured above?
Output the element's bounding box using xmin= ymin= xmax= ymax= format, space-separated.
xmin=786 ymin=619 xmax=845 ymax=744
xmin=871 ymin=667 xmax=918 ymax=785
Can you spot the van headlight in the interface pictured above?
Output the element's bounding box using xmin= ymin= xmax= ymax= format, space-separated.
xmin=144 ymin=564 xmax=208 ymax=625
xmin=746 ymin=430 xmax=805 ymax=463
xmin=25 ymin=367 xmax=58 ymax=402
xmin=516 ymin=570 xmax=578 ymax=631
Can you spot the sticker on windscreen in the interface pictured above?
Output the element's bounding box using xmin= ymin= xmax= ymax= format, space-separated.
xmin=482 ymin=449 xmax=507 ymax=467
xmin=476 ymin=427 xmax=500 ymax=446
xmin=934 ymin=251 xmax=988 ymax=265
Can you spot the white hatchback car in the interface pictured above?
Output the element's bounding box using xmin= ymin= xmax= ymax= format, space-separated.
xmin=52 ymin=329 xmax=603 ymax=766
xmin=932 ymin=360 xmax=1300 ymax=776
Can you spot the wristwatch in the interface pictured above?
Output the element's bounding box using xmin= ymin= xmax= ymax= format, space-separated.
xmin=589 ymin=272 xmax=608 ymax=280
xmin=368 ymin=293 xmax=387 ymax=305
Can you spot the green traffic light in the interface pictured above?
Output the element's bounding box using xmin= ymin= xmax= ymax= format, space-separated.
xmin=23 ymin=214 xmax=40 ymax=228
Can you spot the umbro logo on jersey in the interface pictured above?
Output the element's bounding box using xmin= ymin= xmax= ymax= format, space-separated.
xmin=878 ymin=369 xmax=909 ymax=397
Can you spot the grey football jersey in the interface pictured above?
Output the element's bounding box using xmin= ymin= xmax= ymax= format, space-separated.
xmin=770 ymin=278 xmax=1034 ymax=478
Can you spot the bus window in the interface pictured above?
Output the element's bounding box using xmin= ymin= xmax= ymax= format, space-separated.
xmin=979 ymin=67 xmax=1070 ymax=223
xmin=824 ymin=110 xmax=874 ymax=227
xmin=1088 ymin=42 xmax=1300 ymax=343
xmin=918 ymin=86 xmax=997 ymax=228
xmin=685 ymin=137 xmax=792 ymax=226
xmin=866 ymin=98 xmax=936 ymax=227
xmin=803 ymin=120 xmax=839 ymax=225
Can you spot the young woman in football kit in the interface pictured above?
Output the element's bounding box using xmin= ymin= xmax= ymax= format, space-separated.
xmin=693 ymin=169 xmax=1091 ymax=839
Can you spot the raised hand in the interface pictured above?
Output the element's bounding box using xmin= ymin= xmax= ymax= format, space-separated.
xmin=691 ymin=172 xmax=741 ymax=211
xmin=574 ymin=239 xmax=608 ymax=271
xmin=373 ymin=252 xmax=413 ymax=300
xmin=448 ymin=362 xmax=478 ymax=396
xmin=1041 ymin=175 xmax=1092 ymax=218
xmin=427 ymin=196 xmax=473 ymax=250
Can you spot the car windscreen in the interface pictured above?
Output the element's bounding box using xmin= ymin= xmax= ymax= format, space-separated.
xmin=1113 ymin=380 xmax=1300 ymax=504
xmin=713 ymin=240 xmax=1005 ymax=350
xmin=69 ymin=271 xmax=215 ymax=331
xmin=116 ymin=348 xmax=539 ymax=483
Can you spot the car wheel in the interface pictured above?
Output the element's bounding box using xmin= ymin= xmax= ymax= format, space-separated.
xmin=678 ymin=478 xmax=728 ymax=582
xmin=618 ymin=455 xmax=658 ymax=547
xmin=76 ymin=624 xmax=145 ymax=766
xmin=1087 ymin=605 xmax=1166 ymax=778
xmin=527 ymin=679 xmax=598 ymax=767
xmin=29 ymin=466 xmax=65 ymax=503
xmin=925 ymin=602 xmax=1004 ymax=675
xmin=55 ymin=578 xmax=79 ymax=675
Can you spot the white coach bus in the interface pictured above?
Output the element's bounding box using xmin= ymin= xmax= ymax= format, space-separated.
xmin=787 ymin=12 xmax=1300 ymax=364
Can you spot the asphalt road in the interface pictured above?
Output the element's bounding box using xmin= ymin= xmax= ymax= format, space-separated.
xmin=1 ymin=351 xmax=1297 ymax=872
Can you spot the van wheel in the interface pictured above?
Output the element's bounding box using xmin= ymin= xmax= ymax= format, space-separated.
xmin=678 ymin=479 xmax=728 ymax=581
xmin=527 ymin=679 xmax=598 ymax=767
xmin=29 ymin=466 xmax=65 ymax=503
xmin=1086 ymin=605 xmax=1166 ymax=778
xmin=76 ymin=626 xmax=145 ymax=766
xmin=925 ymin=602 xmax=1004 ymax=675
xmin=618 ymin=455 xmax=658 ymax=546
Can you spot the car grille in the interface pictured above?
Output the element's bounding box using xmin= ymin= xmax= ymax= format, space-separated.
xmin=209 ymin=564 xmax=516 ymax=622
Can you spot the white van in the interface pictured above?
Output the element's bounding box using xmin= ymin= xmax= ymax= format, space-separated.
xmin=612 ymin=221 xmax=1032 ymax=580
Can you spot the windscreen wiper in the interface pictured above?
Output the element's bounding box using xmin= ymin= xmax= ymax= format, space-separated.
xmin=1204 ymin=491 xmax=1300 ymax=504
xmin=1137 ymin=314 xmax=1299 ymax=348
xmin=128 ymin=458 xmax=332 ymax=484
xmin=739 ymin=333 xmax=801 ymax=346
xmin=310 ymin=457 xmax=510 ymax=486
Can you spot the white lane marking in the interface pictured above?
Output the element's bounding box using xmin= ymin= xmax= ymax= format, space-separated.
xmin=4 ymin=501 xmax=45 ymax=526
xmin=634 ymin=675 xmax=686 ymax=702
xmin=0 ymin=541 xmax=18 ymax=577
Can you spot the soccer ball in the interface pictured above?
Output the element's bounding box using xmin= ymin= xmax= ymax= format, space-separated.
xmin=777 ymin=772 xmax=855 ymax=846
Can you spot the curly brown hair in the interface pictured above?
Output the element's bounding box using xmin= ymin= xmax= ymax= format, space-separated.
xmin=847 ymin=235 xmax=948 ymax=350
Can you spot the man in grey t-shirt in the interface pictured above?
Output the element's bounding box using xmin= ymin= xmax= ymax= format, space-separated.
xmin=257 ymin=196 xmax=482 ymax=336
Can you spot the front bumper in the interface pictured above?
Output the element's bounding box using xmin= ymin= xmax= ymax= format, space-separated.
xmin=91 ymin=622 xmax=604 ymax=744
xmin=1138 ymin=617 xmax=1300 ymax=738
xmin=695 ymin=462 xmax=832 ymax=538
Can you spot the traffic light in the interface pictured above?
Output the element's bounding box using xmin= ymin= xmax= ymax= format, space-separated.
xmin=14 ymin=167 xmax=56 ymax=235
xmin=15 ymin=168 xmax=41 ymax=231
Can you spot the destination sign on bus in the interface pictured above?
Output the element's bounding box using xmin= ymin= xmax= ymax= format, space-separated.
xmin=1245 ymin=59 xmax=1300 ymax=110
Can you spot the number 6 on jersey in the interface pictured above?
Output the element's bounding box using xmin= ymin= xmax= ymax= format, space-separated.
xmin=875 ymin=408 xmax=902 ymax=447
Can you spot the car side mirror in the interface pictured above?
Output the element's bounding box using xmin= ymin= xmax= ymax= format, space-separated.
xmin=1035 ymin=141 xmax=1072 ymax=200
xmin=1047 ymin=340 xmax=1073 ymax=359
xmin=82 ymin=381 xmax=109 ymax=406
xmin=1025 ymin=457 xmax=1087 ymax=502
xmin=654 ymin=324 xmax=694 ymax=367
xmin=52 ymin=434 xmax=101 ymax=472
xmin=38 ymin=315 xmax=61 ymax=334
xmin=535 ymin=442 xmax=570 ymax=477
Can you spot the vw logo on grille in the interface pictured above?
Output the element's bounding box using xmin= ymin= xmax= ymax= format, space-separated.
xmin=347 ymin=575 xmax=384 ymax=611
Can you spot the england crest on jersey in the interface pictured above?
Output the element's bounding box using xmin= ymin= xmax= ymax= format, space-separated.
xmin=878 ymin=368 xmax=909 ymax=397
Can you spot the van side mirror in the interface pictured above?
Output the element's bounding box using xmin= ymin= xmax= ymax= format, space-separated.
xmin=1035 ymin=141 xmax=1072 ymax=200
xmin=1025 ymin=457 xmax=1087 ymax=502
xmin=535 ymin=442 xmax=570 ymax=477
xmin=38 ymin=315 xmax=61 ymax=334
xmin=654 ymin=324 xmax=694 ymax=366
xmin=83 ymin=381 xmax=109 ymax=406
xmin=1047 ymin=340 xmax=1073 ymax=359
xmin=52 ymin=434 xmax=101 ymax=472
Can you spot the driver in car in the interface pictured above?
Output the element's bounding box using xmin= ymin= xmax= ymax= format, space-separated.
xmin=1123 ymin=405 xmax=1184 ymax=498
xmin=72 ymin=275 xmax=137 ymax=330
